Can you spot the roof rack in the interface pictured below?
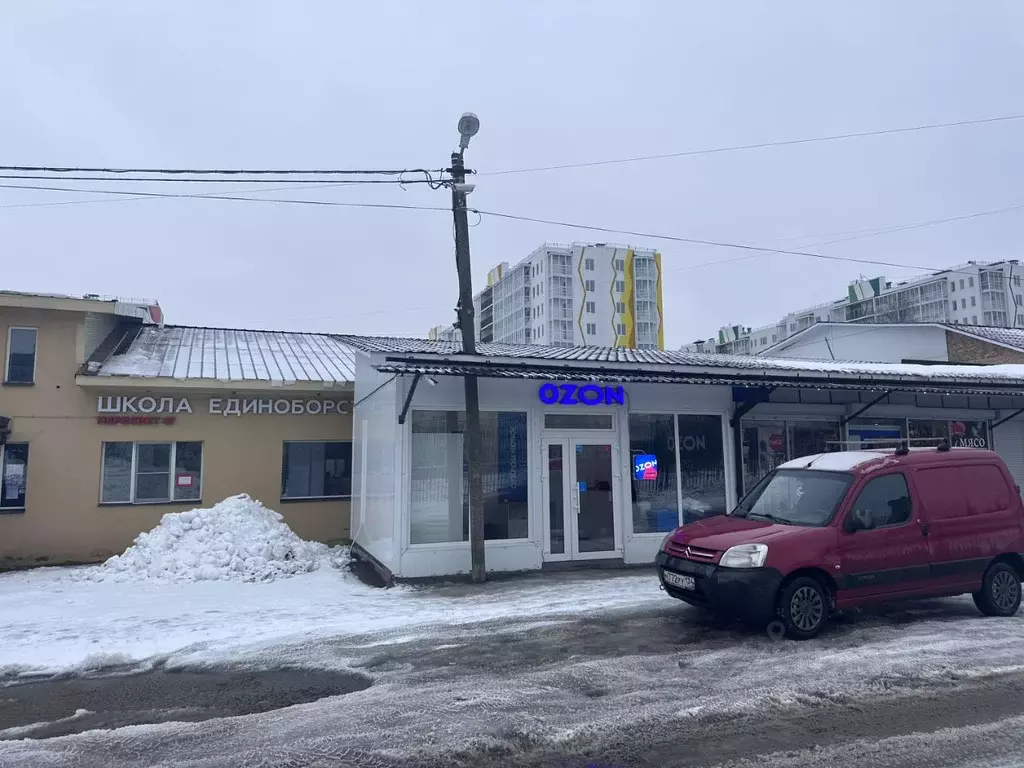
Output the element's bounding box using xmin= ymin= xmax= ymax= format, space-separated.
xmin=824 ymin=437 xmax=953 ymax=454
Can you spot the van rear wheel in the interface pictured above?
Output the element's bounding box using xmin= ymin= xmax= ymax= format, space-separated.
xmin=973 ymin=562 xmax=1022 ymax=617
xmin=777 ymin=576 xmax=829 ymax=640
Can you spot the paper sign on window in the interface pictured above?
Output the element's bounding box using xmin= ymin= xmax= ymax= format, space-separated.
xmin=176 ymin=474 xmax=193 ymax=487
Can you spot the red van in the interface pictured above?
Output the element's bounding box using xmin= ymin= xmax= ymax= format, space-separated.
xmin=656 ymin=446 xmax=1024 ymax=639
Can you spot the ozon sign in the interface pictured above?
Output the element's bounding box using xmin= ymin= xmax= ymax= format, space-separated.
xmin=538 ymin=382 xmax=625 ymax=406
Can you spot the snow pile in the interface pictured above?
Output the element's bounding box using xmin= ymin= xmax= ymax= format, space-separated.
xmin=87 ymin=494 xmax=330 ymax=583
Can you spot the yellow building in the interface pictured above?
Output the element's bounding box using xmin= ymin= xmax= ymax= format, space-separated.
xmin=0 ymin=291 xmax=354 ymax=569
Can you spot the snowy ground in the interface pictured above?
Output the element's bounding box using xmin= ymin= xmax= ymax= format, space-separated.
xmin=0 ymin=561 xmax=664 ymax=678
xmin=3 ymin=562 xmax=1024 ymax=766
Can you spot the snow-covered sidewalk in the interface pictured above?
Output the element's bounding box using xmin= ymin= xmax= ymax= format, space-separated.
xmin=0 ymin=563 xmax=663 ymax=678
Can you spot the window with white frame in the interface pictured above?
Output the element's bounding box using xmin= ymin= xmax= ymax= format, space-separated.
xmin=1 ymin=443 xmax=29 ymax=511
xmin=615 ymin=280 xmax=625 ymax=293
xmin=281 ymin=441 xmax=352 ymax=499
xmin=5 ymin=328 xmax=37 ymax=384
xmin=584 ymin=279 xmax=596 ymax=292
xmin=101 ymin=441 xmax=203 ymax=504
xmin=584 ymin=257 xmax=595 ymax=270
xmin=585 ymin=301 xmax=596 ymax=314
xmin=585 ymin=322 xmax=597 ymax=335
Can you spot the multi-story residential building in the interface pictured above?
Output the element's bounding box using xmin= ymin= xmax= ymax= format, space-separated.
xmin=433 ymin=242 xmax=665 ymax=349
xmin=683 ymin=259 xmax=1024 ymax=355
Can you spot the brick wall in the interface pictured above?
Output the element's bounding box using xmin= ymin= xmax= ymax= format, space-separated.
xmin=946 ymin=330 xmax=1024 ymax=364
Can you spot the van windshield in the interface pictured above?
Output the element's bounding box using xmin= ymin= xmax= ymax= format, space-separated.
xmin=731 ymin=469 xmax=853 ymax=527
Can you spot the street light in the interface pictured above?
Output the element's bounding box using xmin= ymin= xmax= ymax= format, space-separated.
xmin=458 ymin=112 xmax=480 ymax=150
xmin=450 ymin=113 xmax=486 ymax=582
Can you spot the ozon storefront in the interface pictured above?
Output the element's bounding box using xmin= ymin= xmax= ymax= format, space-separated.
xmin=342 ymin=336 xmax=1024 ymax=581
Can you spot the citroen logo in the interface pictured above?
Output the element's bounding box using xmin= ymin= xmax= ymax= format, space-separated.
xmin=683 ymin=546 xmax=693 ymax=559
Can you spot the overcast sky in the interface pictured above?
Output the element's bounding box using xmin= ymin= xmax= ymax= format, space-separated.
xmin=3 ymin=1 xmax=1023 ymax=347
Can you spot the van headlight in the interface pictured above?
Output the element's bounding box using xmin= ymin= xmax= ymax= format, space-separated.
xmin=719 ymin=543 xmax=768 ymax=569
xmin=660 ymin=529 xmax=678 ymax=552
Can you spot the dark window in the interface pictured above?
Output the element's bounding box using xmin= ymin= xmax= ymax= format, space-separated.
xmin=100 ymin=441 xmax=203 ymax=504
xmin=1 ymin=443 xmax=29 ymax=511
xmin=281 ymin=441 xmax=352 ymax=499
xmin=5 ymin=328 xmax=37 ymax=384
xmin=544 ymin=413 xmax=613 ymax=430
xmin=848 ymin=473 xmax=912 ymax=530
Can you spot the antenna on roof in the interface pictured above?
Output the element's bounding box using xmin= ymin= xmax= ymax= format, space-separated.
xmin=894 ymin=441 xmax=909 ymax=456
xmin=936 ymin=439 xmax=951 ymax=452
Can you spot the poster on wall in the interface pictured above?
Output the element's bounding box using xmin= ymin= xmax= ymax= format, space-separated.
xmin=950 ymin=420 xmax=989 ymax=448
xmin=497 ymin=412 xmax=528 ymax=503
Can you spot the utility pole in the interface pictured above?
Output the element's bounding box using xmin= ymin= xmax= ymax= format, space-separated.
xmin=450 ymin=113 xmax=486 ymax=583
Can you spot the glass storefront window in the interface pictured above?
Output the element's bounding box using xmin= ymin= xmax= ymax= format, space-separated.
xmin=628 ymin=413 xmax=727 ymax=533
xmin=409 ymin=410 xmax=529 ymax=545
xmin=908 ymin=419 xmax=949 ymax=445
xmin=742 ymin=419 xmax=841 ymax=493
xmin=846 ymin=418 xmax=905 ymax=449
xmin=741 ymin=420 xmax=788 ymax=494
xmin=678 ymin=415 xmax=727 ymax=524
xmin=629 ymin=414 xmax=678 ymax=534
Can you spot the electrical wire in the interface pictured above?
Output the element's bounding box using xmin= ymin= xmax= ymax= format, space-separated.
xmin=468 ymin=208 xmax=1024 ymax=280
xmin=0 ymin=164 xmax=444 ymax=176
xmin=0 ymin=182 xmax=358 ymax=210
xmin=3 ymin=179 xmax=1021 ymax=282
xmin=481 ymin=114 xmax=1024 ymax=176
xmin=0 ymin=174 xmax=444 ymax=185
xmin=669 ymin=202 xmax=1024 ymax=273
xmin=0 ymin=182 xmax=451 ymax=213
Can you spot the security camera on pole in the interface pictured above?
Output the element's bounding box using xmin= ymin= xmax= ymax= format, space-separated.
xmin=450 ymin=112 xmax=487 ymax=583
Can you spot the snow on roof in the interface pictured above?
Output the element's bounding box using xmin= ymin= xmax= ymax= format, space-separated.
xmin=94 ymin=325 xmax=355 ymax=384
xmin=336 ymin=334 xmax=1024 ymax=385
xmin=778 ymin=452 xmax=887 ymax=472
xmin=0 ymin=289 xmax=161 ymax=322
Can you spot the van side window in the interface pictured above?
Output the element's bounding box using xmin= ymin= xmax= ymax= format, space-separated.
xmin=962 ymin=465 xmax=1011 ymax=515
xmin=848 ymin=473 xmax=912 ymax=530
xmin=915 ymin=467 xmax=969 ymax=521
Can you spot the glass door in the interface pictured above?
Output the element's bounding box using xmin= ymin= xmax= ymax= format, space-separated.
xmin=542 ymin=437 xmax=618 ymax=561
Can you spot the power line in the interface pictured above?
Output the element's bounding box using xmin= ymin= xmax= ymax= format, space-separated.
xmin=0 ymin=174 xmax=443 ymax=185
xmin=2 ymin=179 xmax=1019 ymax=282
xmin=670 ymin=202 xmax=1024 ymax=273
xmin=0 ymin=182 xmax=358 ymax=210
xmin=0 ymin=182 xmax=451 ymax=213
xmin=0 ymin=164 xmax=444 ymax=176
xmin=469 ymin=208 xmax=1019 ymax=280
xmin=481 ymin=114 xmax=1024 ymax=176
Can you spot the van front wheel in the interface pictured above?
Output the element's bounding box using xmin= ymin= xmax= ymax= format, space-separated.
xmin=973 ymin=562 xmax=1022 ymax=617
xmin=778 ymin=577 xmax=828 ymax=640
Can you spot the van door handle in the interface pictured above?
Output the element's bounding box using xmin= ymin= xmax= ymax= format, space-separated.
xmin=919 ymin=522 xmax=929 ymax=537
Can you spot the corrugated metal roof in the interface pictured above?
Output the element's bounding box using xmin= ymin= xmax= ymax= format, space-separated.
xmin=374 ymin=360 xmax=1024 ymax=397
xmin=93 ymin=325 xmax=355 ymax=383
xmin=336 ymin=334 xmax=1024 ymax=386
xmin=945 ymin=324 xmax=1024 ymax=352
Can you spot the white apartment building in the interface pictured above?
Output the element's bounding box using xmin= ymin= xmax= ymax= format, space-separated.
xmin=432 ymin=243 xmax=665 ymax=349
xmin=684 ymin=259 xmax=1024 ymax=355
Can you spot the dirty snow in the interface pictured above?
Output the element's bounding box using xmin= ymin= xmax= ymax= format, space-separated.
xmin=0 ymin=563 xmax=664 ymax=678
xmin=82 ymin=494 xmax=331 ymax=584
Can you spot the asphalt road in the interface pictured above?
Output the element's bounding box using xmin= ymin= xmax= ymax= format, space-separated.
xmin=3 ymin=596 xmax=1024 ymax=767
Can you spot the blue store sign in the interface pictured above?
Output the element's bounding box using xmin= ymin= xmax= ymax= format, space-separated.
xmin=634 ymin=454 xmax=658 ymax=480
xmin=538 ymin=382 xmax=625 ymax=406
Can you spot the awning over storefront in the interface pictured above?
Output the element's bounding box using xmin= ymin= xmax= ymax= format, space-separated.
xmin=370 ymin=357 xmax=1024 ymax=399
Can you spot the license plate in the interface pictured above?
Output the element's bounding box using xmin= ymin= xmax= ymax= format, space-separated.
xmin=663 ymin=570 xmax=695 ymax=591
